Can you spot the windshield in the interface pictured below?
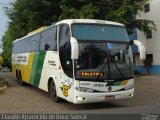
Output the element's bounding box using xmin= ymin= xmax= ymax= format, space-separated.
xmin=72 ymin=24 xmax=129 ymax=42
xmin=75 ymin=43 xmax=134 ymax=81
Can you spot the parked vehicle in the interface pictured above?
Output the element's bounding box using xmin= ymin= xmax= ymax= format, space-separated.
xmin=1 ymin=67 xmax=10 ymax=72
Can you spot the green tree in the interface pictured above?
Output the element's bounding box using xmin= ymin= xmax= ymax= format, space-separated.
xmin=3 ymin=0 xmax=62 ymax=68
xmin=59 ymin=0 xmax=156 ymax=34
xmin=2 ymin=0 xmax=156 ymax=68
xmin=0 ymin=55 xmax=3 ymax=65
xmin=59 ymin=0 xmax=100 ymax=20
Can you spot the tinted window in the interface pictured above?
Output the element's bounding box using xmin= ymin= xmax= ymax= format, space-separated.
xmin=24 ymin=37 xmax=31 ymax=52
xmin=13 ymin=25 xmax=57 ymax=54
xmin=31 ymin=34 xmax=40 ymax=52
xmin=59 ymin=24 xmax=72 ymax=78
xmin=72 ymin=24 xmax=129 ymax=42
xmin=40 ymin=26 xmax=57 ymax=51
xmin=59 ymin=24 xmax=70 ymax=47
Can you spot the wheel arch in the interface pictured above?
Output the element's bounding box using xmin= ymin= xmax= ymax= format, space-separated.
xmin=48 ymin=77 xmax=54 ymax=93
xmin=47 ymin=77 xmax=62 ymax=102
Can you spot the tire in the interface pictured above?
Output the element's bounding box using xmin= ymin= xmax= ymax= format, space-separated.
xmin=19 ymin=72 xmax=25 ymax=86
xmin=49 ymin=80 xmax=61 ymax=103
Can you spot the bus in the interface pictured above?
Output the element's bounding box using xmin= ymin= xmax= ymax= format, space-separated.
xmin=12 ymin=19 xmax=145 ymax=104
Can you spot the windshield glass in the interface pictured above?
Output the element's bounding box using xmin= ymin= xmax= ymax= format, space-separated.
xmin=72 ymin=24 xmax=129 ymax=42
xmin=75 ymin=43 xmax=134 ymax=81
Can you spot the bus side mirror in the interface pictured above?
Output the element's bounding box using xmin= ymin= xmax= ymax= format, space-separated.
xmin=130 ymin=40 xmax=146 ymax=60
xmin=70 ymin=37 xmax=79 ymax=60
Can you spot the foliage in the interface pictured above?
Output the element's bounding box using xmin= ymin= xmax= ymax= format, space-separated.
xmin=59 ymin=1 xmax=100 ymax=20
xmin=2 ymin=0 xmax=156 ymax=68
xmin=59 ymin=0 xmax=156 ymax=34
xmin=3 ymin=0 xmax=62 ymax=68
xmin=0 ymin=55 xmax=3 ymax=65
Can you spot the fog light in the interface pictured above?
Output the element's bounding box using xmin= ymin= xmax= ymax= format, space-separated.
xmin=77 ymin=96 xmax=86 ymax=101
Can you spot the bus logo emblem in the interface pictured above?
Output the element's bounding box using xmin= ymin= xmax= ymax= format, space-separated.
xmin=61 ymin=85 xmax=70 ymax=97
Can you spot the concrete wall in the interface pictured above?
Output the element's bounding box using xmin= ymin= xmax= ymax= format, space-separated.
xmin=136 ymin=0 xmax=160 ymax=74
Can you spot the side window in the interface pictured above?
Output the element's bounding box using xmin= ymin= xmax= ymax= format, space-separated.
xmin=59 ymin=24 xmax=70 ymax=47
xmin=40 ymin=26 xmax=57 ymax=51
xmin=40 ymin=31 xmax=46 ymax=50
xmin=17 ymin=42 xmax=20 ymax=54
xmin=21 ymin=40 xmax=25 ymax=53
xmin=31 ymin=34 xmax=40 ymax=52
xmin=25 ymin=37 xmax=31 ymax=53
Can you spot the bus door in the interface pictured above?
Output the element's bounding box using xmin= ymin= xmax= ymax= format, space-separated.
xmin=59 ymin=24 xmax=73 ymax=100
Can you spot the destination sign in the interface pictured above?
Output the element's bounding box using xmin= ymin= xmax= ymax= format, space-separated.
xmin=80 ymin=72 xmax=104 ymax=77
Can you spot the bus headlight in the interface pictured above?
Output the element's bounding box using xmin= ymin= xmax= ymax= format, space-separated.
xmin=125 ymin=84 xmax=134 ymax=90
xmin=75 ymin=87 xmax=94 ymax=93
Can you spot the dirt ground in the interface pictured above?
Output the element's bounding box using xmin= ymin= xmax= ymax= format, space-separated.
xmin=0 ymin=72 xmax=160 ymax=113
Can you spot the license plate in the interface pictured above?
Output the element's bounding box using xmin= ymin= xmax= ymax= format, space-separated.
xmin=105 ymin=96 xmax=115 ymax=100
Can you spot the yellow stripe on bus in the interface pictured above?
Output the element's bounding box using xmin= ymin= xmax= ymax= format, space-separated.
xmin=12 ymin=53 xmax=35 ymax=83
xmin=120 ymin=80 xmax=128 ymax=85
xmin=22 ymin=53 xmax=34 ymax=83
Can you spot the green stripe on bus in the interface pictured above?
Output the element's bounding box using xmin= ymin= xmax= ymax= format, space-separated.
xmin=30 ymin=53 xmax=39 ymax=85
xmin=107 ymin=81 xmax=115 ymax=86
xmin=33 ymin=51 xmax=46 ymax=87
xmin=114 ymin=81 xmax=121 ymax=86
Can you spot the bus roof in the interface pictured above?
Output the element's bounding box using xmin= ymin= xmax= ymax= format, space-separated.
xmin=13 ymin=25 xmax=55 ymax=43
xmin=56 ymin=19 xmax=124 ymax=26
xmin=27 ymin=26 xmax=47 ymax=35
xmin=13 ymin=19 xmax=124 ymax=43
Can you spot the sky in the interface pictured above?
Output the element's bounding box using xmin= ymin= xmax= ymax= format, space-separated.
xmin=0 ymin=0 xmax=13 ymax=53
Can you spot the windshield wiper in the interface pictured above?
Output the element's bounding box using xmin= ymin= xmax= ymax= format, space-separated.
xmin=112 ymin=61 xmax=125 ymax=79
xmin=95 ymin=63 xmax=107 ymax=81
xmin=95 ymin=48 xmax=111 ymax=81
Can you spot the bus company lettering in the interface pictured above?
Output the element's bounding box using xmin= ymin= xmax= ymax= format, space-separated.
xmin=48 ymin=60 xmax=56 ymax=66
xmin=17 ymin=56 xmax=27 ymax=62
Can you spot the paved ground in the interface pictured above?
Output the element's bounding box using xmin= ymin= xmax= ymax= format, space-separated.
xmin=0 ymin=72 xmax=160 ymax=114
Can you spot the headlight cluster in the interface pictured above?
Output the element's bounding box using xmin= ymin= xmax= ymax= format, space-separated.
xmin=75 ymin=87 xmax=94 ymax=93
xmin=125 ymin=84 xmax=134 ymax=90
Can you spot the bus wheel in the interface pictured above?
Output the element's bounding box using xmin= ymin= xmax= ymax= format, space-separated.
xmin=19 ymin=72 xmax=25 ymax=86
xmin=49 ymin=80 xmax=61 ymax=103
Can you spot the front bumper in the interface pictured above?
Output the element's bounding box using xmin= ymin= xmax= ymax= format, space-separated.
xmin=73 ymin=88 xmax=134 ymax=104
